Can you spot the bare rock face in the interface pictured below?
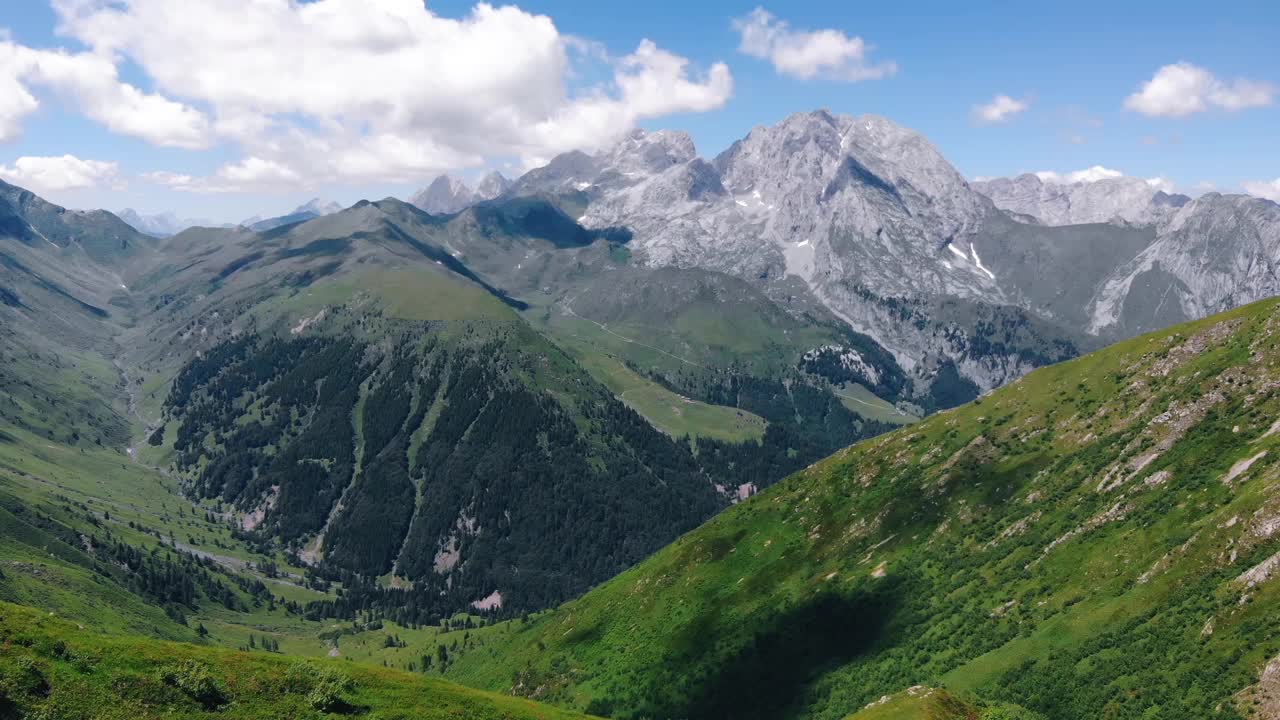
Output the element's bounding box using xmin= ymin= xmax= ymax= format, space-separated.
xmin=1088 ymin=193 xmax=1280 ymax=336
xmin=973 ymin=173 xmax=1190 ymax=227
xmin=578 ymin=112 xmax=994 ymax=297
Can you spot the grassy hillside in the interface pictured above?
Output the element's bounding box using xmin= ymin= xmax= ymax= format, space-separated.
xmin=440 ymin=297 xmax=1280 ymax=720
xmin=157 ymin=265 xmax=728 ymax=618
xmin=0 ymin=601 xmax=591 ymax=719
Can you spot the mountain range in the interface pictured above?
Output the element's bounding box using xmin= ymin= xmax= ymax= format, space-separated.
xmin=972 ymin=171 xmax=1189 ymax=226
xmin=409 ymin=172 xmax=513 ymax=215
xmin=116 ymin=208 xmax=233 ymax=237
xmin=1 ymin=107 xmax=1279 ymax=719
xmin=493 ymin=111 xmax=1280 ymax=390
xmin=239 ymin=198 xmax=346 ymax=232
xmin=117 ymin=199 xmax=345 ymax=237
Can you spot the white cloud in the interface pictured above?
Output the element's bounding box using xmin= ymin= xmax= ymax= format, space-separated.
xmin=1125 ymin=62 xmax=1275 ymax=117
xmin=520 ymin=40 xmax=732 ymax=170
xmin=1035 ymin=166 xmax=1124 ymax=184
xmin=972 ymin=94 xmax=1029 ymax=124
xmin=0 ymin=154 xmax=121 ymax=192
xmin=145 ymin=157 xmax=305 ymax=194
xmin=1032 ymin=167 xmax=1177 ymax=193
xmin=37 ymin=0 xmax=732 ymax=191
xmin=0 ymin=41 xmax=211 ymax=148
xmin=1242 ymin=178 xmax=1280 ymax=202
xmin=732 ymin=7 xmax=895 ymax=82
xmin=0 ymin=74 xmax=39 ymax=143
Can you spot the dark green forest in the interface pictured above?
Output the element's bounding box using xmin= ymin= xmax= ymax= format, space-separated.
xmin=164 ymin=308 xmax=905 ymax=620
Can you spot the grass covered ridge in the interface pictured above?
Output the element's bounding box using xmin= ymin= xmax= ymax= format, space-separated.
xmin=0 ymin=602 xmax=591 ymax=719
xmin=440 ymin=297 xmax=1280 ymax=719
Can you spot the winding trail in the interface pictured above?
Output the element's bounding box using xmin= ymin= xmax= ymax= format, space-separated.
xmin=561 ymin=296 xmax=707 ymax=369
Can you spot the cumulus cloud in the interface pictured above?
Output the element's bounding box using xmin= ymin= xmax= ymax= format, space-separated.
xmin=0 ymin=40 xmax=211 ymax=148
xmin=0 ymin=75 xmax=40 ymax=143
xmin=732 ymin=7 xmax=895 ymax=82
xmin=1033 ymin=166 xmax=1176 ymax=192
xmin=1242 ymin=178 xmax=1280 ymax=203
xmin=1125 ymin=62 xmax=1274 ymax=117
xmin=33 ymin=0 xmax=732 ymax=191
xmin=972 ymin=94 xmax=1029 ymax=124
xmin=0 ymin=154 xmax=121 ymax=192
xmin=144 ymin=157 xmax=304 ymax=194
xmin=1035 ymin=166 xmax=1125 ymax=184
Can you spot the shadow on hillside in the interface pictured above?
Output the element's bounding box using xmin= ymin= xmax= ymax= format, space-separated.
xmin=674 ymin=578 xmax=904 ymax=720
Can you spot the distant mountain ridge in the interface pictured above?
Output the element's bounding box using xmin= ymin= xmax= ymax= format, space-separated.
xmin=971 ymin=172 xmax=1190 ymax=226
xmin=116 ymin=208 xmax=232 ymax=237
xmin=241 ymin=197 xmax=346 ymax=231
xmin=409 ymin=172 xmax=512 ymax=215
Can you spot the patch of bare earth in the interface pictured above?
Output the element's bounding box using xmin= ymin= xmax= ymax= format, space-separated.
xmin=1223 ymin=451 xmax=1268 ymax=487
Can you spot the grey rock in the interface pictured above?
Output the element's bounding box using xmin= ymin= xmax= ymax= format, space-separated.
xmin=1088 ymin=193 xmax=1280 ymax=335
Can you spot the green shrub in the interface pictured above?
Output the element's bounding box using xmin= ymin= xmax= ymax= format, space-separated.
xmin=2 ymin=656 xmax=50 ymax=698
xmin=156 ymin=660 xmax=227 ymax=710
xmin=284 ymin=661 xmax=356 ymax=712
xmin=980 ymin=706 xmax=1046 ymax=720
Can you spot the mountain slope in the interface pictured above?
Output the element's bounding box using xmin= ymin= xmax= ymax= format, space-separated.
xmin=119 ymin=201 xmax=750 ymax=616
xmin=159 ymin=266 xmax=725 ymax=614
xmin=1089 ymin=192 xmax=1280 ymax=336
xmin=442 ymin=296 xmax=1280 ymax=720
xmin=0 ymin=180 xmax=903 ymax=624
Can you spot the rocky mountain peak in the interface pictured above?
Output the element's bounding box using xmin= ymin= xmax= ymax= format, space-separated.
xmin=410 ymin=174 xmax=477 ymax=215
xmin=294 ymin=198 xmax=344 ymax=216
xmin=598 ymin=128 xmax=697 ymax=179
xmin=475 ymin=171 xmax=512 ymax=201
xmin=714 ymin=110 xmax=974 ymax=213
xmin=509 ymin=151 xmax=600 ymax=195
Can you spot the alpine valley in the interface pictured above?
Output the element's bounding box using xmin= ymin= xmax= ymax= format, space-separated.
xmin=1 ymin=109 xmax=1278 ymax=720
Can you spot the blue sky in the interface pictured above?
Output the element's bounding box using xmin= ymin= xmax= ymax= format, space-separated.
xmin=0 ymin=0 xmax=1276 ymax=221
